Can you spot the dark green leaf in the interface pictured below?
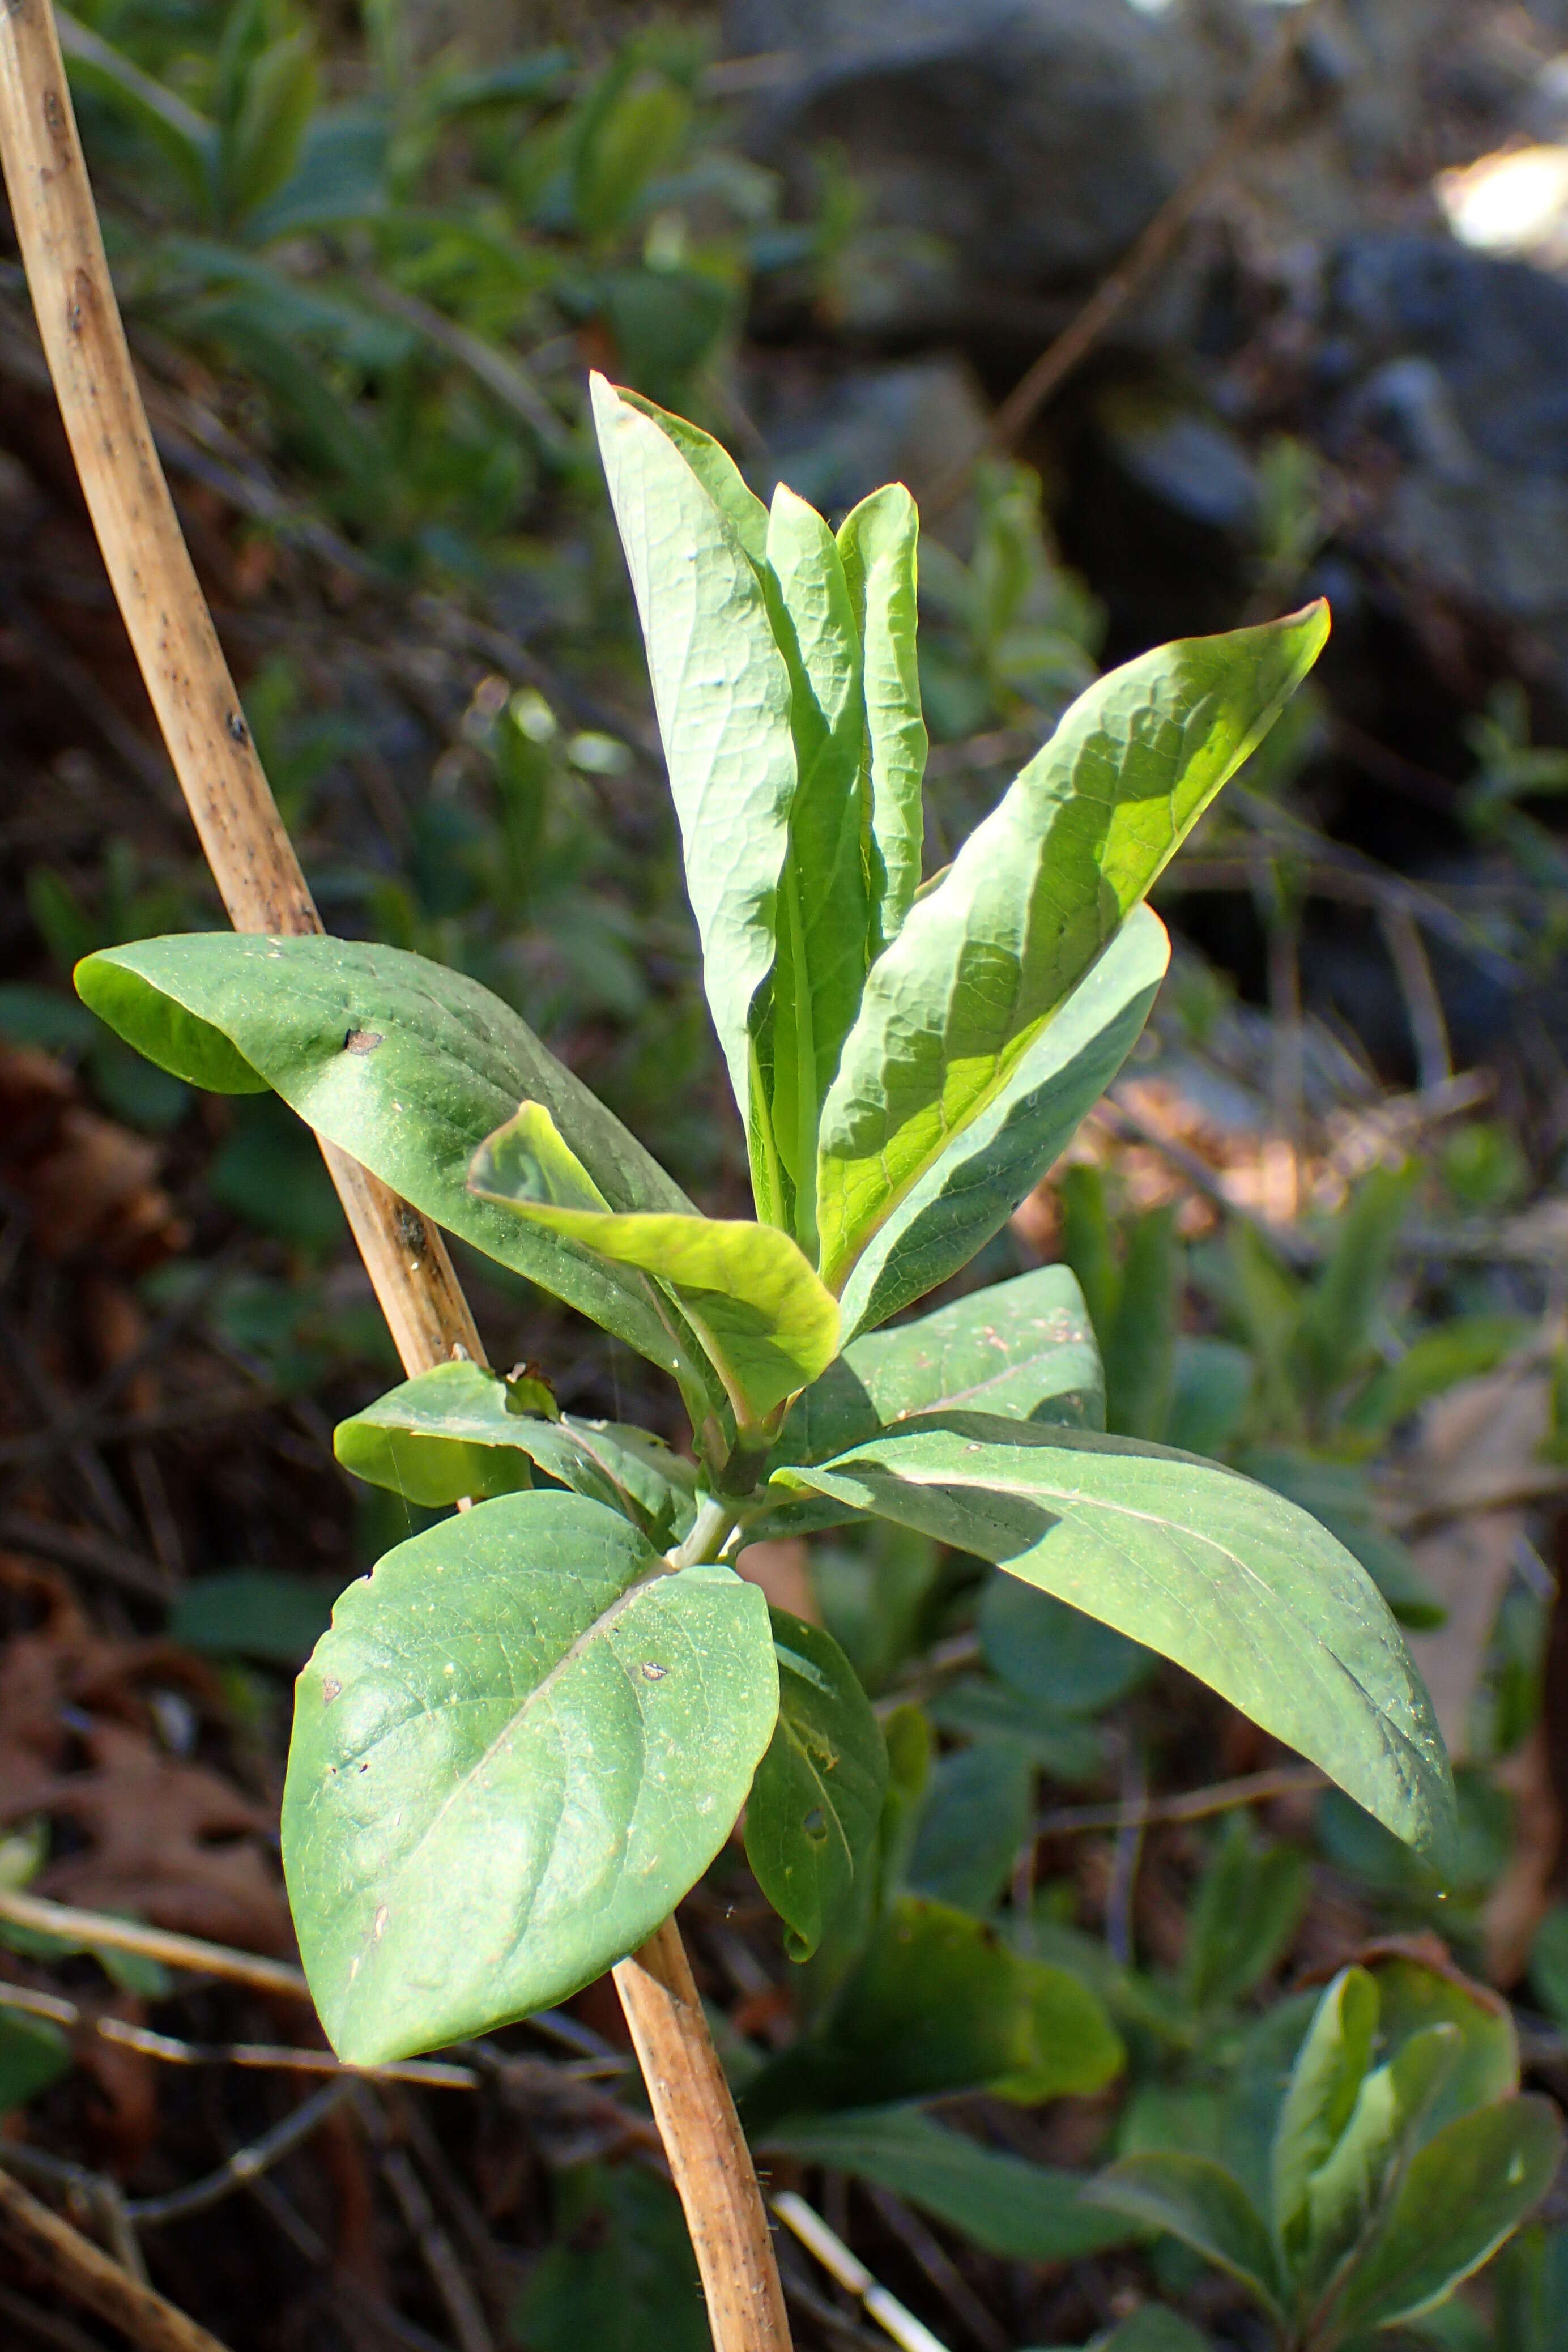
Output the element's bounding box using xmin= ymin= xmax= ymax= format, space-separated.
xmin=171 ymin=1569 xmax=338 ymax=1666
xmin=1297 ymin=1162 xmax=1417 ymax=1397
xmin=741 ymin=1895 xmax=1123 ymax=2131
xmin=58 ymin=7 xmax=217 ymax=210
xmin=745 ymin=1609 xmax=887 ymax=1962
xmin=1086 ymin=2154 xmax=1283 ymax=2321
xmin=1346 ymin=1315 xmax=1532 ymax=1442
xmin=1369 ymin=1950 xmax=1518 ymax=2133
xmin=1097 ymin=2316 xmax=1212 ymax=2352
xmin=1103 ymin=1205 xmax=1180 ymax=1440
xmin=1165 ymin=1337 xmax=1254 ymax=1458
xmin=0 ymin=2013 xmax=71 ymax=2115
xmin=838 ymin=906 xmax=1171 ymax=1338
xmin=818 ymin=607 xmax=1330 ymax=1294
xmin=780 ymin=1414 xmax=1457 ymax=1868
xmin=927 ymin=1678 xmax=1105 ymax=1782
xmin=1182 ymin=1814 xmax=1307 ymax=2011
xmin=514 ymin=2163 xmax=709 ymax=2352
xmin=907 ymin=1740 xmax=1033 ymax=1915
xmin=1329 ymin=2098 xmax=1563 ymax=2335
xmin=283 ymin=1492 xmax=778 ymax=2064
xmin=758 ymin=2106 xmax=1134 ymax=2262
xmin=75 ymin=935 xmax=704 ymax=1388
xmin=979 ymin=1575 xmax=1153 ymax=1716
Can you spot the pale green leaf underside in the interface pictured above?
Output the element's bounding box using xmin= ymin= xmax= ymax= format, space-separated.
xmin=744 ymin=1608 xmax=888 ymax=1960
xmin=781 ymin=1414 xmax=1456 ymax=1867
xmin=591 ymin=372 xmax=795 ymax=1135
xmin=334 ymin=1360 xmax=696 ymax=1542
xmin=472 ymin=1113 xmax=840 ymax=1426
xmin=74 ymin=934 xmax=697 ymax=1383
xmin=817 ymin=605 xmax=1330 ymax=1291
xmin=839 ymin=905 xmax=1170 ymax=1337
xmin=838 ymin=483 xmax=926 ymax=952
xmin=282 ymin=1493 xmax=777 ymax=2065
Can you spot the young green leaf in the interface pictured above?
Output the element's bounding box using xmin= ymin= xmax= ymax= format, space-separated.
xmin=335 ymin=1360 xmax=695 ymax=1543
xmin=74 ymin=935 xmax=705 ymax=1388
xmin=1086 ymin=2154 xmax=1284 ymax=2322
xmin=1326 ymin=2097 xmax=1563 ymax=2336
xmin=590 ymin=374 xmax=796 ymax=1169
xmin=838 ymin=483 xmax=927 ymax=951
xmin=778 ymin=1262 xmax=1104 ymax=1472
xmin=1102 ymin=1203 xmax=1180 ymax=1440
xmin=778 ymin=1414 xmax=1458 ymax=1868
xmin=1271 ymin=1965 xmax=1380 ymax=2255
xmin=1370 ymin=1949 xmax=1519 ymax=2131
xmin=744 ymin=1608 xmax=888 ymax=1961
xmin=283 ymin=1492 xmax=778 ymax=2064
xmin=614 ymin=387 xmax=770 ymax=559
xmin=907 ymin=1739 xmax=1034 ymax=1915
xmin=817 ymin=606 xmax=1331 ymax=1294
xmin=1301 ymin=2022 xmax=1462 ymax=2293
xmin=757 ymin=2107 xmax=1134 ymax=2263
xmin=1181 ymin=1814 xmax=1308 ymax=2012
xmin=762 ymin=487 xmax=871 ymax=1245
xmin=471 ymin=1103 xmax=840 ymax=1429
xmin=840 ymin=904 xmax=1171 ymax=1337
xmin=1296 ymin=1160 xmax=1417 ymax=1399
xmin=740 ymin=1895 xmax=1123 ymax=2131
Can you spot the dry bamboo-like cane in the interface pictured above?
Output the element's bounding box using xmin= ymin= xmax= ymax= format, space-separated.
xmin=0 ymin=7 xmax=790 ymax=2344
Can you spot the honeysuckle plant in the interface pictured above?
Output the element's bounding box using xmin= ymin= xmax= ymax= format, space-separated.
xmin=74 ymin=378 xmax=1458 ymax=2069
xmin=1089 ymin=1948 xmax=1563 ymax=2350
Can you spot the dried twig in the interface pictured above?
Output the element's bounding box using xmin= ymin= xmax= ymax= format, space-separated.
xmin=859 ymin=2187 xmax=1008 ymax=2352
xmin=127 ymin=2082 xmax=349 ymax=2226
xmin=773 ymin=2193 xmax=949 ymax=2352
xmin=0 ymin=1887 xmax=309 ymax=2000
xmin=0 ymin=1980 xmax=476 ymax=2086
xmin=0 ymin=5 xmax=792 ymax=2335
xmin=0 ymin=2162 xmax=233 ymax=2352
xmin=1037 ymin=1761 xmax=1325 ymax=1839
xmin=378 ymin=2142 xmax=496 ymax=2352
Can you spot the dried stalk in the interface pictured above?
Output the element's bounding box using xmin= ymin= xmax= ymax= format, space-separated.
xmin=0 ymin=7 xmax=790 ymax=2344
xmin=0 ymin=2162 xmax=233 ymax=2352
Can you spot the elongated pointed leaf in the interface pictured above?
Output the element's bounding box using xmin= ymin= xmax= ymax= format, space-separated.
xmin=758 ymin=2107 xmax=1134 ymax=2262
xmin=1086 ymin=2154 xmax=1283 ymax=2321
xmin=1329 ymin=2098 xmax=1564 ymax=2335
xmin=591 ymin=374 xmax=795 ymax=1146
xmin=616 ymin=386 xmax=769 ymax=562
xmin=838 ymin=484 xmax=926 ymax=951
xmin=334 ymin=1360 xmax=696 ymax=1543
xmin=779 ymin=1263 xmax=1103 ymax=1470
xmin=283 ymin=1492 xmax=778 ymax=2064
xmin=779 ymin=1414 xmax=1457 ymax=1867
xmin=1271 ymin=1966 xmax=1379 ymax=2251
xmin=75 ymin=935 xmax=704 ymax=1387
xmin=817 ymin=607 xmax=1330 ymax=1293
xmin=472 ymin=1104 xmax=839 ymax=1428
xmin=764 ymin=486 xmax=871 ymax=1233
xmin=839 ymin=904 xmax=1170 ymax=1337
xmin=745 ymin=1609 xmax=888 ymax=1961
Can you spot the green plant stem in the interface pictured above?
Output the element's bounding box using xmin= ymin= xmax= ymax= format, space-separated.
xmin=667 ymin=1492 xmax=738 ymax=1571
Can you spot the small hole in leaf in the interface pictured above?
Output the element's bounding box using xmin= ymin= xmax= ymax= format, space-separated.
xmin=804 ymin=1806 xmax=826 ymax=1842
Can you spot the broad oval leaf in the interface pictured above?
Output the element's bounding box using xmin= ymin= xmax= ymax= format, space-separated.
xmin=282 ymin=1492 xmax=778 ymax=2064
xmin=744 ymin=1608 xmax=888 ymax=1961
xmin=817 ymin=605 xmax=1330 ymax=1293
xmin=778 ymin=1414 xmax=1458 ymax=1868
xmin=472 ymin=1103 xmax=840 ymax=1429
xmin=591 ymin=373 xmax=795 ymax=1148
xmin=740 ymin=1894 xmax=1123 ymax=2132
xmin=838 ymin=902 xmax=1170 ymax=1338
xmin=1328 ymin=2096 xmax=1564 ymax=2335
xmin=838 ymin=484 xmax=927 ymax=953
xmin=75 ymin=934 xmax=701 ymax=1386
xmin=1086 ymin=2153 xmax=1283 ymax=2321
xmin=757 ymin=2107 xmax=1134 ymax=2263
xmin=335 ymin=1360 xmax=696 ymax=1543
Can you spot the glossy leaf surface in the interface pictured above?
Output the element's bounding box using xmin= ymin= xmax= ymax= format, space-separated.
xmin=817 ymin=607 xmax=1330 ymax=1292
xmin=744 ymin=1608 xmax=888 ymax=1961
xmin=781 ymin=1414 xmax=1457 ymax=1866
xmin=283 ymin=1493 xmax=777 ymax=2064
xmin=75 ymin=935 xmax=695 ymax=1380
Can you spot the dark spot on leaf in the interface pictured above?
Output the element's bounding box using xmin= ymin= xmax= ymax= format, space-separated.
xmin=322 ymin=1677 xmax=342 ymax=1705
xmin=641 ymin=1661 xmax=667 ymax=1681
xmin=358 ymin=1762 xmax=370 ymax=1773
xmin=343 ymin=1029 xmax=384 ymax=1055
xmin=803 ymin=1806 xmax=827 ymax=1842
